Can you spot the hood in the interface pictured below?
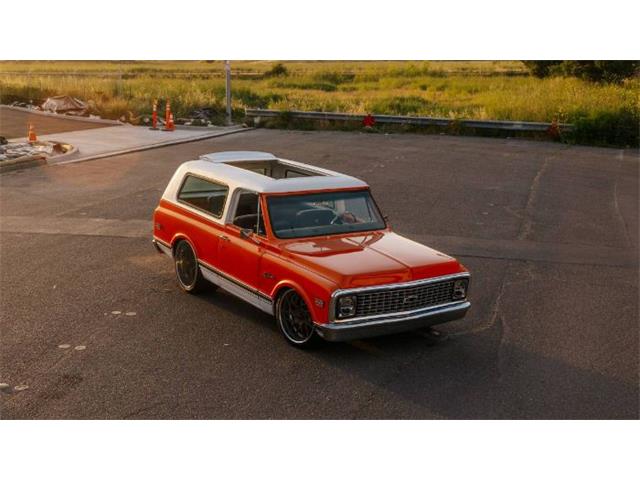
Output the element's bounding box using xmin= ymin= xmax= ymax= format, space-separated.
xmin=281 ymin=231 xmax=463 ymax=289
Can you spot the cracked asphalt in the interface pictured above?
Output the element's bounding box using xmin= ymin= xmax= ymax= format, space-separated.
xmin=1 ymin=127 xmax=638 ymax=419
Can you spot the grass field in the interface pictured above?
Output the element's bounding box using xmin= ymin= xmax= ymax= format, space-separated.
xmin=1 ymin=61 xmax=637 ymax=146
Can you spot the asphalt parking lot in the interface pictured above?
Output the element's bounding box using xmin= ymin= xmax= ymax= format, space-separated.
xmin=1 ymin=125 xmax=638 ymax=419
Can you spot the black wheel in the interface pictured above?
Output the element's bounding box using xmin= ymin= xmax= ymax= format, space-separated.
xmin=276 ymin=289 xmax=319 ymax=348
xmin=174 ymin=240 xmax=208 ymax=294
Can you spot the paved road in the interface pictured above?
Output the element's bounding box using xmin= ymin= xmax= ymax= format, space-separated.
xmin=0 ymin=106 xmax=111 ymax=139
xmin=1 ymin=128 xmax=638 ymax=419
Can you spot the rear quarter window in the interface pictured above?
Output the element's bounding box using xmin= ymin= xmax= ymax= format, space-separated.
xmin=177 ymin=174 xmax=228 ymax=218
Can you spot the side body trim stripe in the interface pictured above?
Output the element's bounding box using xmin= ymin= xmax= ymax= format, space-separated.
xmin=153 ymin=236 xmax=274 ymax=316
xmin=198 ymin=261 xmax=274 ymax=315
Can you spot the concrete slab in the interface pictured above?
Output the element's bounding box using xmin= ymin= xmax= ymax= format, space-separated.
xmin=10 ymin=124 xmax=252 ymax=165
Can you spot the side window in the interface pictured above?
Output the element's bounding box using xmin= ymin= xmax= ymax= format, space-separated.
xmin=284 ymin=169 xmax=309 ymax=178
xmin=178 ymin=175 xmax=228 ymax=218
xmin=232 ymin=191 xmax=265 ymax=236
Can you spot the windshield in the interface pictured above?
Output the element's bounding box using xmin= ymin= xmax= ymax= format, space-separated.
xmin=266 ymin=190 xmax=386 ymax=239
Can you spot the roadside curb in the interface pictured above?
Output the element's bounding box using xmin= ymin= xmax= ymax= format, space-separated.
xmin=0 ymin=154 xmax=47 ymax=173
xmin=53 ymin=127 xmax=254 ymax=166
xmin=0 ymin=141 xmax=78 ymax=174
xmin=1 ymin=105 xmax=123 ymax=125
xmin=44 ymin=142 xmax=79 ymax=163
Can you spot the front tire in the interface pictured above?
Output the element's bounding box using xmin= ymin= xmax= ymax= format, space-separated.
xmin=174 ymin=240 xmax=208 ymax=294
xmin=276 ymin=289 xmax=319 ymax=348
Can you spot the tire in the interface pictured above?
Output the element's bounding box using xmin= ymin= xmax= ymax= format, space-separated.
xmin=276 ymin=289 xmax=319 ymax=348
xmin=173 ymin=240 xmax=208 ymax=294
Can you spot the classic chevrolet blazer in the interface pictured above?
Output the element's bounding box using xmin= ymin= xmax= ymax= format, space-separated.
xmin=152 ymin=151 xmax=470 ymax=347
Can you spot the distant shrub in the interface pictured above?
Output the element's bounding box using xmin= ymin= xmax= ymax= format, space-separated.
xmin=569 ymin=108 xmax=639 ymax=147
xmin=264 ymin=63 xmax=288 ymax=77
xmin=551 ymin=61 xmax=639 ymax=83
xmin=523 ymin=61 xmax=639 ymax=83
xmin=522 ymin=61 xmax=563 ymax=78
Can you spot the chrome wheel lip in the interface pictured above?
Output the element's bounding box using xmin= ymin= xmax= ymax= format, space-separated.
xmin=175 ymin=241 xmax=198 ymax=290
xmin=277 ymin=290 xmax=315 ymax=344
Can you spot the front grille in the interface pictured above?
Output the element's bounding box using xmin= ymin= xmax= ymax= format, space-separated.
xmin=354 ymin=279 xmax=456 ymax=317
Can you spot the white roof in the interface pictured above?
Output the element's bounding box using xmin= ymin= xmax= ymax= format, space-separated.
xmin=173 ymin=151 xmax=369 ymax=194
xmin=201 ymin=151 xmax=277 ymax=162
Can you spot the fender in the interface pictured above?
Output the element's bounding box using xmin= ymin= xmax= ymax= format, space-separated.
xmin=170 ymin=232 xmax=197 ymax=256
xmin=270 ymin=278 xmax=333 ymax=324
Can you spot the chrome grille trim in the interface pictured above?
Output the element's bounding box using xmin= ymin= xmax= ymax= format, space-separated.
xmin=329 ymin=272 xmax=470 ymax=323
xmin=355 ymin=279 xmax=455 ymax=317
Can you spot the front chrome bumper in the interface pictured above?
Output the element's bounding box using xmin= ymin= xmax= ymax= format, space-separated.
xmin=315 ymin=300 xmax=470 ymax=342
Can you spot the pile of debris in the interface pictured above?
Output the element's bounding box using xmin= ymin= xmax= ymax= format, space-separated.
xmin=9 ymin=101 xmax=39 ymax=110
xmin=41 ymin=96 xmax=89 ymax=116
xmin=175 ymin=108 xmax=221 ymax=127
xmin=0 ymin=140 xmax=72 ymax=162
xmin=9 ymin=95 xmax=96 ymax=117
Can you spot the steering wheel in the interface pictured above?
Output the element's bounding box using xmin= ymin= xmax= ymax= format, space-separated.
xmin=330 ymin=211 xmax=357 ymax=225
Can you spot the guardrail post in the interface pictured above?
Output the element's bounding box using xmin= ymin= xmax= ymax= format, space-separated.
xmin=225 ymin=61 xmax=232 ymax=126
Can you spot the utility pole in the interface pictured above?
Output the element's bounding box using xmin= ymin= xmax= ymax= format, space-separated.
xmin=225 ymin=61 xmax=232 ymax=125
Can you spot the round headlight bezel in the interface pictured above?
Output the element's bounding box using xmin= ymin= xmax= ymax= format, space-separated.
xmin=452 ymin=278 xmax=468 ymax=300
xmin=336 ymin=295 xmax=357 ymax=319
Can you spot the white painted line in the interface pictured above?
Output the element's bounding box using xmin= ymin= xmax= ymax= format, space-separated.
xmin=0 ymin=216 xmax=151 ymax=239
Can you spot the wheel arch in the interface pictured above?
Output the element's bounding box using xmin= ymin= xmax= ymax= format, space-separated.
xmin=170 ymin=233 xmax=198 ymax=257
xmin=272 ymin=280 xmax=320 ymax=324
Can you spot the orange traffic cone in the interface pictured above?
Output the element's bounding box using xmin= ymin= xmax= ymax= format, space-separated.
xmin=164 ymin=113 xmax=175 ymax=132
xmin=150 ymin=100 xmax=159 ymax=130
xmin=28 ymin=123 xmax=37 ymax=142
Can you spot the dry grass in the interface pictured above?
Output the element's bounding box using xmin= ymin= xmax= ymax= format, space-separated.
xmin=1 ymin=61 xmax=637 ymax=145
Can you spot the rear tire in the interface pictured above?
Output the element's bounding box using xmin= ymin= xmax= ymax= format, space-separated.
xmin=276 ymin=289 xmax=320 ymax=348
xmin=174 ymin=240 xmax=208 ymax=294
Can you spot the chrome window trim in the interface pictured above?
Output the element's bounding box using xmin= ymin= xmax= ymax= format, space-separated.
xmin=265 ymin=188 xmax=387 ymax=240
xmin=329 ymin=272 xmax=470 ymax=323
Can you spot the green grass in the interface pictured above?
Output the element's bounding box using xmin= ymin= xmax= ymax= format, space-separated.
xmin=1 ymin=61 xmax=637 ymax=146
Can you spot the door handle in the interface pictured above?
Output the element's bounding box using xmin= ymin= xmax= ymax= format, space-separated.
xmin=218 ymin=234 xmax=230 ymax=242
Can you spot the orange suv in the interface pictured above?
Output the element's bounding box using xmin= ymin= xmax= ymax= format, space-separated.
xmin=153 ymin=151 xmax=470 ymax=347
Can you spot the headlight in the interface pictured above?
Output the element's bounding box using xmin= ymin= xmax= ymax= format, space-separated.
xmin=452 ymin=279 xmax=468 ymax=300
xmin=337 ymin=295 xmax=357 ymax=319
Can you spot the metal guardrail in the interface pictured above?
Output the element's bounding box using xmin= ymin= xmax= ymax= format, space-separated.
xmin=245 ymin=109 xmax=573 ymax=132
